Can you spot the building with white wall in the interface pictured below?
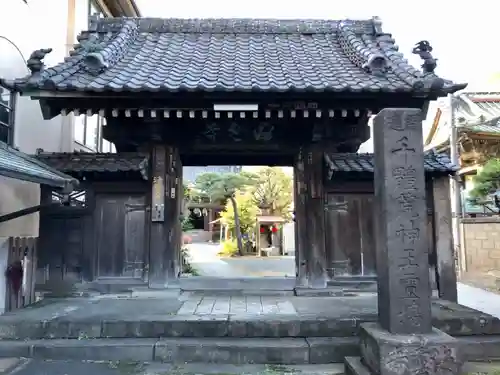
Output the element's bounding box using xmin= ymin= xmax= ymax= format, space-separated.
xmin=0 ymin=0 xmax=140 ymax=238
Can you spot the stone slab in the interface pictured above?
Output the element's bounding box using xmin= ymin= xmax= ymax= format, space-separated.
xmin=457 ymin=335 xmax=500 ymax=362
xmin=0 ymin=358 xmax=22 ymax=373
xmin=3 ymin=360 xmax=347 ymax=375
xmin=0 ymin=295 xmax=498 ymax=340
xmin=0 ymin=341 xmax=31 ymax=358
xmin=307 ymin=337 xmax=359 ymax=363
xmin=154 ymin=337 xmax=310 ymax=364
xmin=344 ymin=356 xmax=371 ymax=375
xmin=0 ymin=336 xmax=498 ymax=364
xmin=179 ymin=277 xmax=296 ymax=291
xmin=31 ymin=339 xmax=156 ymax=361
xmin=360 ymin=322 xmax=462 ymax=375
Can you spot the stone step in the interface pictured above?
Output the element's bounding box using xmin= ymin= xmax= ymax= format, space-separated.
xmin=4 ymin=316 xmax=496 ymax=340
xmin=0 ymin=316 xmax=367 ymax=339
xmin=179 ymin=277 xmax=296 ymax=292
xmin=1 ymin=313 xmax=499 ymax=340
xmin=0 ymin=335 xmax=498 ymax=365
xmin=0 ymin=337 xmax=356 ymax=364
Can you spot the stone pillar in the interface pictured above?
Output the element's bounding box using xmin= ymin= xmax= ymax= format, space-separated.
xmin=433 ymin=176 xmax=458 ymax=302
xmin=346 ymin=109 xmax=462 ymax=375
xmin=148 ymin=144 xmax=181 ymax=288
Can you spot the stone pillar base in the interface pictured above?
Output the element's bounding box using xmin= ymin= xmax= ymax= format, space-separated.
xmin=345 ymin=322 xmax=463 ymax=375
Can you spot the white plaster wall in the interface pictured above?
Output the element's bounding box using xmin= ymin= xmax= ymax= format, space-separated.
xmin=0 ymin=0 xmax=74 ymax=238
xmin=0 ymin=0 xmax=73 ymax=154
xmin=0 ymin=176 xmax=40 ymax=237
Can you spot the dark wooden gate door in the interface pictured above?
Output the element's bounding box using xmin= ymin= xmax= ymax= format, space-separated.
xmin=326 ymin=192 xmax=437 ymax=288
xmin=325 ymin=193 xmax=375 ymax=277
xmin=95 ymin=195 xmax=147 ymax=279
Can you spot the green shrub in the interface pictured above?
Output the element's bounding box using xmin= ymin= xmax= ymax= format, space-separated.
xmin=218 ymin=239 xmax=239 ymax=257
xmin=181 ymin=247 xmax=199 ymax=276
xmin=181 ymin=216 xmax=194 ymax=231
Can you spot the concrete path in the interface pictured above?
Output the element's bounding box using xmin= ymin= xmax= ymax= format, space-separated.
xmin=186 ymin=243 xmax=295 ymax=277
xmin=458 ymin=282 xmax=500 ymax=319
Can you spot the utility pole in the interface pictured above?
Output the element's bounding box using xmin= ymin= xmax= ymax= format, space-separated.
xmin=448 ymin=94 xmax=464 ymax=275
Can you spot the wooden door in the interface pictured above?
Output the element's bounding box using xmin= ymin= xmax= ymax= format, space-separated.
xmin=325 ymin=194 xmax=375 ymax=277
xmin=38 ymin=212 xmax=85 ymax=282
xmin=95 ymin=195 xmax=146 ymax=279
xmin=122 ymin=204 xmax=147 ymax=278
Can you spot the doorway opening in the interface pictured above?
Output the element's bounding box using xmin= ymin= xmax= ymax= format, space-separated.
xmin=181 ymin=165 xmax=296 ymax=279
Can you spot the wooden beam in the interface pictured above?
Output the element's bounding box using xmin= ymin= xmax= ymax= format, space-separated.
xmin=94 ymin=0 xmax=113 ymax=17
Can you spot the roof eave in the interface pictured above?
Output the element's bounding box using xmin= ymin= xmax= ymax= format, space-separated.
xmin=0 ymin=167 xmax=77 ymax=191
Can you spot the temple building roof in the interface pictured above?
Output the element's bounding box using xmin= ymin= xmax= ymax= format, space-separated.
xmin=35 ymin=152 xmax=148 ymax=179
xmin=3 ymin=17 xmax=465 ymax=96
xmin=324 ymin=151 xmax=457 ymax=176
xmin=34 ymin=151 xmax=456 ymax=180
xmin=425 ymin=92 xmax=500 ymax=151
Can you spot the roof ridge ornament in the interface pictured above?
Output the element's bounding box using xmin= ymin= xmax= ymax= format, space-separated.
xmin=26 ymin=48 xmax=53 ymax=75
xmin=412 ymin=40 xmax=437 ymax=74
xmin=83 ymin=19 xmax=139 ymax=75
xmin=362 ymin=54 xmax=388 ymax=76
xmin=371 ymin=16 xmax=383 ymax=36
xmin=337 ymin=21 xmax=388 ymax=76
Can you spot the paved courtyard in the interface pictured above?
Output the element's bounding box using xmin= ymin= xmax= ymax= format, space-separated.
xmin=186 ymin=243 xmax=295 ymax=277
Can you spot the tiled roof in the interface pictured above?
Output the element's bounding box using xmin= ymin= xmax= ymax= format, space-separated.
xmin=5 ymin=18 xmax=465 ymax=95
xmin=0 ymin=142 xmax=77 ymax=189
xmin=463 ymin=116 xmax=500 ymax=134
xmin=35 ymin=152 xmax=148 ymax=178
xmin=324 ymin=152 xmax=457 ymax=174
xmin=425 ymin=93 xmax=500 ymax=150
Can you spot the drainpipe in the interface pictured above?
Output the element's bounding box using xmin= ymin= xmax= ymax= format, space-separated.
xmin=448 ymin=94 xmax=464 ymax=275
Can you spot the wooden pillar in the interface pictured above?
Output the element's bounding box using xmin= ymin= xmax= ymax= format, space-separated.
xmin=432 ymin=176 xmax=458 ymax=302
xmin=174 ymin=159 xmax=183 ymax=272
xmin=294 ymin=146 xmax=328 ymax=288
xmin=148 ymin=144 xmax=181 ymax=288
xmin=305 ymin=145 xmax=328 ymax=288
xmin=294 ymin=151 xmax=308 ymax=287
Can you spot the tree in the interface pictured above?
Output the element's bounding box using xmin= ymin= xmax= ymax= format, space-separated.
xmin=251 ymin=167 xmax=293 ymax=220
xmin=220 ymin=191 xmax=259 ymax=241
xmin=193 ymin=172 xmax=257 ymax=255
xmin=469 ymin=159 xmax=500 ymax=212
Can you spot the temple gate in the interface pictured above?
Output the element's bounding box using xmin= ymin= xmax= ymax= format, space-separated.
xmin=3 ymin=17 xmax=464 ymax=298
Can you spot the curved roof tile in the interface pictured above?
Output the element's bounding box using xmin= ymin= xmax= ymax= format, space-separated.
xmin=8 ymin=18 xmax=465 ymax=95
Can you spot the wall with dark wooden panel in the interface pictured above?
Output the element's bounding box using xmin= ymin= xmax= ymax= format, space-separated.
xmin=324 ymin=177 xmax=437 ymax=285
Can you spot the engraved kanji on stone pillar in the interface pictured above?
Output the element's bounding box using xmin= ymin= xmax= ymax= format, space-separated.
xmin=373 ymin=108 xmax=432 ymax=335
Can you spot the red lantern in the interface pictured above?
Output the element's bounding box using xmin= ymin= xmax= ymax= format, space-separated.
xmin=260 ymin=226 xmax=265 ymax=233
xmin=271 ymin=226 xmax=278 ymax=233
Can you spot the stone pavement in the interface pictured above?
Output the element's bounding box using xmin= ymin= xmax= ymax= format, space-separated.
xmin=3 ymin=359 xmax=500 ymax=374
xmin=3 ymin=360 xmax=347 ymax=375
xmin=458 ymin=282 xmax=500 ymax=319
xmin=177 ymin=295 xmax=297 ymax=315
